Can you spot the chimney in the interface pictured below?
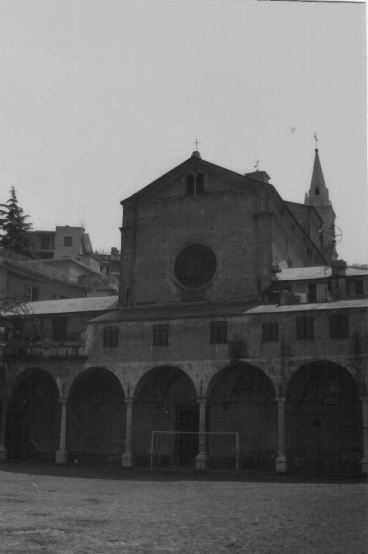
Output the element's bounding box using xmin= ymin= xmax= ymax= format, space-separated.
xmin=244 ymin=170 xmax=271 ymax=184
xmin=331 ymin=259 xmax=347 ymax=277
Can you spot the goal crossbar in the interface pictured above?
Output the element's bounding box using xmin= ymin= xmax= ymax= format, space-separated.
xmin=150 ymin=431 xmax=239 ymax=470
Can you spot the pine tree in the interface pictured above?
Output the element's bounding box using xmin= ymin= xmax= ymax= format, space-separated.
xmin=0 ymin=187 xmax=32 ymax=252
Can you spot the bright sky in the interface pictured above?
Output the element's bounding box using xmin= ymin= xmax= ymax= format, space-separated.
xmin=0 ymin=0 xmax=366 ymax=264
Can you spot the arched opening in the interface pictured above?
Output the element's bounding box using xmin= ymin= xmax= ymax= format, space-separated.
xmin=286 ymin=361 xmax=362 ymax=473
xmin=208 ymin=363 xmax=277 ymax=470
xmin=67 ymin=368 xmax=125 ymax=462
xmin=6 ymin=369 xmax=60 ymax=461
xmin=133 ymin=366 xmax=197 ymax=467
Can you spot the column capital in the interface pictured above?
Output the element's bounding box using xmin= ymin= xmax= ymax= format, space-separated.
xmin=125 ymin=396 xmax=134 ymax=405
xmin=196 ymin=396 xmax=207 ymax=405
xmin=276 ymin=395 xmax=286 ymax=404
xmin=59 ymin=396 xmax=68 ymax=405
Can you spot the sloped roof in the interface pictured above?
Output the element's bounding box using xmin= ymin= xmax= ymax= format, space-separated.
xmin=21 ymin=257 xmax=102 ymax=277
xmin=245 ymin=298 xmax=368 ymax=314
xmin=275 ymin=266 xmax=368 ymax=281
xmin=2 ymin=295 xmax=119 ymax=317
xmin=121 ymin=153 xmax=260 ymax=204
xmin=0 ymin=257 xmax=85 ymax=288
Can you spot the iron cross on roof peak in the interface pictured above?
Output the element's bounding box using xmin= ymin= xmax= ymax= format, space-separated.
xmin=193 ymin=138 xmax=201 ymax=151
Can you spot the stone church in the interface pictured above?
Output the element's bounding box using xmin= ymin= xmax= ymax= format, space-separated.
xmin=1 ymin=148 xmax=367 ymax=474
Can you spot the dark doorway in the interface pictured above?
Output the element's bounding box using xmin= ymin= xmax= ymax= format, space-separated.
xmin=287 ymin=362 xmax=362 ymax=473
xmin=67 ymin=368 xmax=125 ymax=462
xmin=6 ymin=370 xmax=60 ymax=461
xmin=208 ymin=364 xmax=277 ymax=470
xmin=133 ymin=366 xmax=197 ymax=467
xmin=175 ymin=406 xmax=199 ymax=466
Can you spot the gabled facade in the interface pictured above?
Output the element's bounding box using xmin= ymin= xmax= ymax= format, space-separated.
xmin=120 ymin=151 xmax=326 ymax=310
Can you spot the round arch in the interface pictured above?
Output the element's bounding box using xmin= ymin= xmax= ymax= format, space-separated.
xmin=207 ymin=362 xmax=277 ymax=470
xmin=286 ymin=360 xmax=362 ymax=473
xmin=6 ymin=368 xmax=60 ymax=461
xmin=133 ymin=366 xmax=197 ymax=467
xmin=67 ymin=367 xmax=125 ymax=462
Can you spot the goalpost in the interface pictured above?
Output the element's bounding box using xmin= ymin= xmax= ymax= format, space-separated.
xmin=150 ymin=431 xmax=239 ymax=471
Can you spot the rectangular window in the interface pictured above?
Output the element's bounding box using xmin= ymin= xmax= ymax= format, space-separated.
xmin=103 ymin=326 xmax=119 ymax=348
xmin=153 ymin=324 xmax=169 ymax=346
xmin=296 ymin=316 xmax=314 ymax=339
xmin=262 ymin=322 xmax=279 ymax=342
xmin=52 ymin=317 xmax=68 ymax=341
xmin=26 ymin=287 xmax=40 ymax=301
xmin=329 ymin=313 xmax=349 ymax=339
xmin=210 ymin=321 xmax=227 ymax=344
xmin=354 ymin=280 xmax=364 ymax=296
xmin=64 ymin=236 xmax=73 ymax=247
xmin=308 ymin=283 xmax=317 ymax=303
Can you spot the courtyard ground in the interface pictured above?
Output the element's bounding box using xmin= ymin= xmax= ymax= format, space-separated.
xmin=0 ymin=464 xmax=367 ymax=554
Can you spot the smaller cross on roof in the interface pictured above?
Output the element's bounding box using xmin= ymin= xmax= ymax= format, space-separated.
xmin=314 ymin=132 xmax=318 ymax=150
xmin=193 ymin=138 xmax=201 ymax=151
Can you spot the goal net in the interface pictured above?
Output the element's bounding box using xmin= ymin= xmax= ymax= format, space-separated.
xmin=150 ymin=431 xmax=239 ymax=470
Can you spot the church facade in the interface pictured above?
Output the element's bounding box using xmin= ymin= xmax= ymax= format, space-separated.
xmin=1 ymin=149 xmax=367 ymax=474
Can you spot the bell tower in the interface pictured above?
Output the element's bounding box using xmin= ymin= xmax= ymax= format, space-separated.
xmin=304 ymin=146 xmax=337 ymax=262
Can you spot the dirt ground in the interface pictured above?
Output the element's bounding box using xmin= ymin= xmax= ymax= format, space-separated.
xmin=0 ymin=464 xmax=367 ymax=554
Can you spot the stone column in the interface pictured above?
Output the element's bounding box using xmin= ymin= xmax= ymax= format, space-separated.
xmin=361 ymin=396 xmax=368 ymax=474
xmin=0 ymin=398 xmax=8 ymax=461
xmin=55 ymin=397 xmax=68 ymax=464
xmin=195 ymin=397 xmax=209 ymax=471
xmin=276 ymin=396 xmax=287 ymax=473
xmin=122 ymin=397 xmax=134 ymax=468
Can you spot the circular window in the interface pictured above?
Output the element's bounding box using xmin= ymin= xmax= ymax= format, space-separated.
xmin=174 ymin=244 xmax=217 ymax=289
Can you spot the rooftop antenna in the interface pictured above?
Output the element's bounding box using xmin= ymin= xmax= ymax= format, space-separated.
xmin=254 ymin=159 xmax=260 ymax=171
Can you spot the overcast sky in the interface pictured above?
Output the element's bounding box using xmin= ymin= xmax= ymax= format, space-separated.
xmin=0 ymin=0 xmax=366 ymax=264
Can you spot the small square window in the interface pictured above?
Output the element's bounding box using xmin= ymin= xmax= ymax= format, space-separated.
xmin=329 ymin=313 xmax=349 ymax=339
xmin=103 ymin=326 xmax=119 ymax=348
xmin=262 ymin=322 xmax=279 ymax=342
xmin=210 ymin=321 xmax=227 ymax=344
xmin=64 ymin=236 xmax=73 ymax=247
xmin=296 ymin=316 xmax=314 ymax=340
xmin=153 ymin=324 xmax=169 ymax=346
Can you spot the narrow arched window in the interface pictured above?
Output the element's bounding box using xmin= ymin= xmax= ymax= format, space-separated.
xmin=315 ymin=187 xmax=320 ymax=196
xmin=186 ymin=175 xmax=195 ymax=196
xmin=196 ymin=173 xmax=204 ymax=194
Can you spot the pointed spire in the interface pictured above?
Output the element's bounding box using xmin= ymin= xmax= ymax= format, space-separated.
xmin=305 ymin=147 xmax=330 ymax=207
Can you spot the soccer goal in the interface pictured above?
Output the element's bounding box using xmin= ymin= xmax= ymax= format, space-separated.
xmin=150 ymin=431 xmax=239 ymax=470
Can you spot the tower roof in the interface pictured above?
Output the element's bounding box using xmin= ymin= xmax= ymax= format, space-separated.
xmin=305 ymin=148 xmax=330 ymax=207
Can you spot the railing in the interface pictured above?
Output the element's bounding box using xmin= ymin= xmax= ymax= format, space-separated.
xmin=4 ymin=336 xmax=86 ymax=359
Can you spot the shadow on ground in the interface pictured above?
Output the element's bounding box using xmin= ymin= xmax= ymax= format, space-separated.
xmin=0 ymin=460 xmax=366 ymax=484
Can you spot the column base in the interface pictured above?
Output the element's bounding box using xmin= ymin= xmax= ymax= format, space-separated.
xmin=55 ymin=449 xmax=68 ymax=465
xmin=195 ymin=453 xmax=209 ymax=471
xmin=276 ymin=455 xmax=287 ymax=473
xmin=362 ymin=457 xmax=368 ymax=475
xmin=121 ymin=452 xmax=134 ymax=468
xmin=0 ymin=446 xmax=8 ymax=461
